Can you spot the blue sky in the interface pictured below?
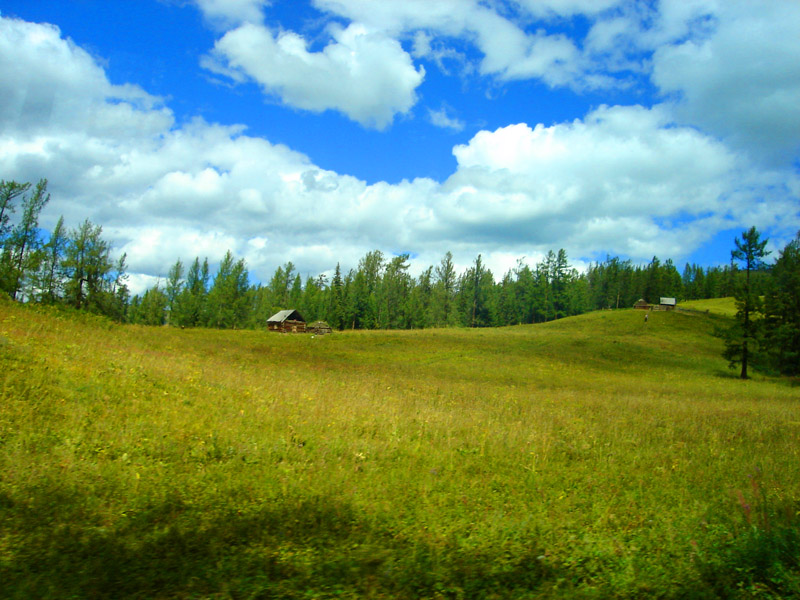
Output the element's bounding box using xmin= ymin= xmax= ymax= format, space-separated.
xmin=1 ymin=0 xmax=798 ymax=292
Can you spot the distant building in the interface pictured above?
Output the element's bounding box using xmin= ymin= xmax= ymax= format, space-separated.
xmin=634 ymin=299 xmax=650 ymax=310
xmin=308 ymin=320 xmax=333 ymax=335
xmin=267 ymin=309 xmax=306 ymax=333
xmin=659 ymin=297 xmax=677 ymax=310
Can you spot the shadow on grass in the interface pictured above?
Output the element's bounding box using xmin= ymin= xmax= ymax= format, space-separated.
xmin=3 ymin=484 xmax=798 ymax=599
xmin=1 ymin=487 xmax=554 ymax=600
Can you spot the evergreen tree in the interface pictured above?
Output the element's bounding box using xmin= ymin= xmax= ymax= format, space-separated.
xmin=763 ymin=233 xmax=800 ymax=375
xmin=300 ymin=274 xmax=323 ymax=323
xmin=643 ymin=256 xmax=662 ymax=304
xmin=566 ymin=275 xmax=589 ymax=316
xmin=33 ymin=215 xmax=68 ymax=304
xmin=357 ymin=250 xmax=384 ymax=328
xmin=0 ymin=179 xmax=50 ymax=299
xmin=173 ymin=257 xmax=208 ymax=327
xmin=550 ymin=249 xmax=571 ymax=319
xmin=513 ymin=260 xmax=536 ymax=324
xmin=0 ymin=180 xmax=30 ymax=246
xmin=289 ymin=273 xmax=303 ymax=309
xmin=461 ymin=254 xmax=491 ymax=327
xmin=206 ymin=251 xmax=249 ymax=328
xmin=380 ymin=253 xmax=411 ymax=328
xmin=534 ymin=254 xmax=553 ymax=322
xmin=268 ymin=262 xmax=296 ymax=309
xmin=493 ymin=270 xmax=517 ymax=326
xmin=327 ymin=264 xmax=345 ymax=330
xmin=723 ymin=227 xmax=770 ymax=379
xmin=662 ymin=258 xmax=683 ymax=300
xmin=247 ymin=284 xmax=271 ymax=328
xmin=109 ymin=253 xmax=130 ymax=322
xmin=433 ymin=251 xmax=457 ymax=326
xmin=345 ymin=268 xmax=369 ymax=329
xmin=594 ymin=256 xmax=624 ymax=309
xmin=165 ymin=259 xmax=184 ymax=324
xmin=63 ymin=219 xmax=115 ymax=314
xmin=407 ymin=266 xmax=434 ymax=328
xmin=130 ymin=285 xmax=168 ymax=326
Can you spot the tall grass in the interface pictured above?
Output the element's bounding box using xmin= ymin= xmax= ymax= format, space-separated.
xmin=680 ymin=297 xmax=738 ymax=317
xmin=1 ymin=299 xmax=798 ymax=598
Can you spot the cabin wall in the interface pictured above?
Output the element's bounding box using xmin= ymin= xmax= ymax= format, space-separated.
xmin=268 ymin=320 xmax=306 ymax=333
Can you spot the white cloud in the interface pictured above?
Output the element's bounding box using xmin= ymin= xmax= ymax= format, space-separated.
xmin=513 ymin=0 xmax=624 ymax=19
xmin=443 ymin=104 xmax=797 ymax=258
xmin=428 ymin=106 xmax=464 ymax=131
xmin=0 ymin=18 xmax=170 ymax=139
xmin=652 ymin=0 xmax=800 ymax=165
xmin=311 ymin=0 xmax=596 ymax=89
xmin=1 ymin=15 xmax=797 ymax=297
xmin=193 ymin=0 xmax=267 ymax=28
xmin=203 ymin=22 xmax=424 ymax=130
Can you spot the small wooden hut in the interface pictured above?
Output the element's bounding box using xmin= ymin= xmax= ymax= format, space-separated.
xmin=634 ymin=299 xmax=650 ymax=310
xmin=659 ymin=297 xmax=677 ymax=311
xmin=308 ymin=320 xmax=333 ymax=335
xmin=267 ymin=309 xmax=306 ymax=333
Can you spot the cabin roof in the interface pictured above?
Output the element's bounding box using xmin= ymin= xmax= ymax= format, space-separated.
xmin=267 ymin=309 xmax=305 ymax=323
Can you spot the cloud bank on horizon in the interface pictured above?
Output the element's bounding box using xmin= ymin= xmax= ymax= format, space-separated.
xmin=0 ymin=0 xmax=798 ymax=293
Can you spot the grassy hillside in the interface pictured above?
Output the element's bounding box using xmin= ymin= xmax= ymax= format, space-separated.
xmin=1 ymin=299 xmax=798 ymax=599
xmin=680 ymin=297 xmax=738 ymax=317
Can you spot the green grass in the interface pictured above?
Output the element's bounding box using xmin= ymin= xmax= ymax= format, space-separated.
xmin=680 ymin=297 xmax=738 ymax=317
xmin=1 ymin=298 xmax=798 ymax=598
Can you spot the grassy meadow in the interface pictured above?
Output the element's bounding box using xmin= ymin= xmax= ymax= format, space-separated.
xmin=679 ymin=298 xmax=740 ymax=317
xmin=1 ymin=297 xmax=799 ymax=598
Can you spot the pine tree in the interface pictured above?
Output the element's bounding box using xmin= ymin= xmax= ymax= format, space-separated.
xmin=408 ymin=266 xmax=434 ymax=328
xmin=33 ymin=215 xmax=68 ymax=304
xmin=723 ymin=227 xmax=770 ymax=379
xmin=1 ymin=179 xmax=50 ymax=299
xmin=109 ymin=253 xmax=130 ymax=321
xmin=433 ymin=251 xmax=457 ymax=326
xmin=345 ymin=268 xmax=369 ymax=329
xmin=513 ymin=260 xmax=536 ymax=324
xmin=462 ymin=254 xmax=490 ymax=327
xmin=328 ymin=263 xmax=345 ymax=329
xmin=763 ymin=233 xmax=800 ymax=375
xmin=165 ymin=259 xmax=184 ymax=324
xmin=63 ymin=219 xmax=114 ymax=313
xmin=206 ymin=251 xmax=250 ymax=328
xmin=173 ymin=257 xmax=208 ymax=327
xmin=130 ymin=285 xmax=168 ymax=326
xmin=0 ymin=180 xmax=30 ymax=245
xmin=380 ymin=253 xmax=411 ymax=328
xmin=551 ymin=249 xmax=571 ymax=319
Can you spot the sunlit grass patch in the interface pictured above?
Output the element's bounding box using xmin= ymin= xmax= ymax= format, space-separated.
xmin=680 ymin=297 xmax=737 ymax=316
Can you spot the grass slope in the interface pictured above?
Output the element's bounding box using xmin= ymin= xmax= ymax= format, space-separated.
xmin=1 ymin=299 xmax=798 ymax=599
xmin=679 ymin=298 xmax=738 ymax=317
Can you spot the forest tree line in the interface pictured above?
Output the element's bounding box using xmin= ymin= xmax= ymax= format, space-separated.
xmin=1 ymin=178 xmax=797 ymax=375
xmin=126 ymin=249 xmax=754 ymax=332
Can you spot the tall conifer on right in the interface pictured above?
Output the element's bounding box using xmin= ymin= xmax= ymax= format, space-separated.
xmin=763 ymin=233 xmax=800 ymax=375
xmin=723 ymin=227 xmax=770 ymax=379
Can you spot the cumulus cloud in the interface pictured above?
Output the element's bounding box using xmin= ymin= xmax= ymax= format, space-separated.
xmin=443 ymin=105 xmax=754 ymax=259
xmin=428 ymin=106 xmax=464 ymax=132
xmin=193 ymin=0 xmax=267 ymax=28
xmin=1 ymin=15 xmax=797 ymax=296
xmin=194 ymin=0 xmax=800 ymax=137
xmin=0 ymin=18 xmax=170 ymax=139
xmin=311 ymin=0 xmax=595 ymax=88
xmin=202 ymin=22 xmax=424 ymax=130
xmin=513 ymin=0 xmax=623 ymax=19
xmin=652 ymin=0 xmax=800 ymax=165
